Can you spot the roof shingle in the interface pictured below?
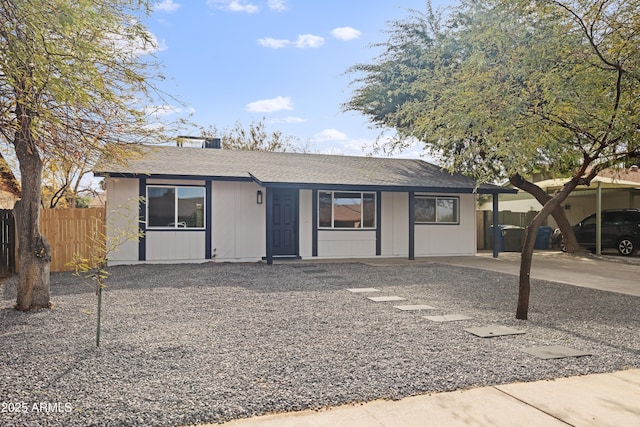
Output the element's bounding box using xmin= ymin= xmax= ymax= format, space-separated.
xmin=95 ymin=145 xmax=508 ymax=193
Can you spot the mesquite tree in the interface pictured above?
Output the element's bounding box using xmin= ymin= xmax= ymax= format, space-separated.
xmin=345 ymin=0 xmax=640 ymax=319
xmin=0 ymin=0 xmax=167 ymax=310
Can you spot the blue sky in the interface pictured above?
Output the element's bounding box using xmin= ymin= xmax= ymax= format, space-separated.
xmin=147 ymin=0 xmax=454 ymax=159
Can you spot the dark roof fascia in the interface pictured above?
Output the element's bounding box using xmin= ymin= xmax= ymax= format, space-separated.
xmin=96 ymin=172 xmax=516 ymax=194
xmin=261 ymin=181 xmax=515 ymax=194
xmin=477 ymin=187 xmax=518 ymax=195
xmin=95 ymin=172 xmax=254 ymax=183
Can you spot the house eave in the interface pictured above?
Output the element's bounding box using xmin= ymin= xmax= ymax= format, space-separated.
xmin=96 ymin=171 xmax=515 ymax=194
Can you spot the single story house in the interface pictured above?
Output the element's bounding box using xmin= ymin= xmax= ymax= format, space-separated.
xmin=94 ymin=144 xmax=513 ymax=264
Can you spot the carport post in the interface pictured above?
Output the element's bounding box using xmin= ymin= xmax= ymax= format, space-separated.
xmin=492 ymin=193 xmax=499 ymax=258
xmin=408 ymin=191 xmax=415 ymax=260
xmin=266 ymin=188 xmax=274 ymax=265
xmin=596 ymin=181 xmax=602 ymax=255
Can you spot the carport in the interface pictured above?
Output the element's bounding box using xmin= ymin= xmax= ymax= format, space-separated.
xmin=536 ymin=176 xmax=640 ymax=255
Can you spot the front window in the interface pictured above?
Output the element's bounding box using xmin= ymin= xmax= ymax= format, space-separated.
xmin=415 ymin=196 xmax=459 ymax=224
xmin=147 ymin=186 xmax=205 ymax=228
xmin=318 ymin=191 xmax=376 ymax=229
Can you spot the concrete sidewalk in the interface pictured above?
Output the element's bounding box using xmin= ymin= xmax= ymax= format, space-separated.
xmin=217 ymin=369 xmax=640 ymax=427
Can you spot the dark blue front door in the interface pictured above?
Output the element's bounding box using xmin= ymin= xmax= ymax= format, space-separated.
xmin=271 ymin=188 xmax=298 ymax=256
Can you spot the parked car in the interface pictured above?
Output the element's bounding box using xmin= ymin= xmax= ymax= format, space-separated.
xmin=556 ymin=209 xmax=640 ymax=256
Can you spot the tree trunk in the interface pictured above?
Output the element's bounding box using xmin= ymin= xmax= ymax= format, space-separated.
xmin=13 ymin=128 xmax=51 ymax=311
xmin=509 ymin=174 xmax=581 ymax=252
xmin=516 ymin=181 xmax=578 ymax=320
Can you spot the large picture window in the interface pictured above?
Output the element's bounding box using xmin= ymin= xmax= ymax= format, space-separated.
xmin=415 ymin=196 xmax=459 ymax=224
xmin=318 ymin=191 xmax=376 ymax=229
xmin=147 ymin=186 xmax=205 ymax=229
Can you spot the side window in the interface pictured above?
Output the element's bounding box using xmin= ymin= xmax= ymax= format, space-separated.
xmin=414 ymin=196 xmax=459 ymax=224
xmin=624 ymin=212 xmax=640 ymax=223
xmin=581 ymin=215 xmax=596 ymax=227
xmin=603 ymin=212 xmax=625 ymax=225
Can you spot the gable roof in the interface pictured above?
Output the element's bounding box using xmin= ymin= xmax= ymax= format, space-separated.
xmin=95 ymin=145 xmax=512 ymax=194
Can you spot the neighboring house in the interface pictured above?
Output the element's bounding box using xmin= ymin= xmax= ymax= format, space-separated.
xmin=88 ymin=191 xmax=107 ymax=208
xmin=0 ymin=154 xmax=20 ymax=209
xmin=94 ymin=145 xmax=512 ymax=264
xmin=478 ymin=166 xmax=640 ymax=227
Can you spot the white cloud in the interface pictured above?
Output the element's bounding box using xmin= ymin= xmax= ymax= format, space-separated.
xmin=154 ymin=0 xmax=181 ymax=13
xmin=258 ymin=34 xmax=324 ymax=49
xmin=313 ymin=129 xmax=348 ymax=142
xmin=268 ymin=0 xmax=287 ymax=11
xmin=294 ymin=34 xmax=324 ymax=48
xmin=257 ymin=37 xmax=290 ymax=48
xmin=246 ymin=96 xmax=293 ymax=113
xmin=331 ymin=26 xmax=362 ymax=41
xmin=144 ymin=104 xmax=183 ymax=118
xmin=207 ymin=0 xmax=259 ymax=13
xmin=270 ymin=116 xmax=308 ymax=124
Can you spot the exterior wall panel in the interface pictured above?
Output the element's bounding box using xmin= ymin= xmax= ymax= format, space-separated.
xmin=146 ymin=231 xmax=205 ymax=260
xmin=380 ymin=192 xmax=409 ymax=257
xmin=299 ymin=189 xmax=313 ymax=258
xmin=212 ymin=181 xmax=265 ymax=262
xmin=414 ymin=193 xmax=476 ymax=256
xmin=105 ymin=178 xmax=140 ymax=263
xmin=317 ymin=230 xmax=376 ymax=258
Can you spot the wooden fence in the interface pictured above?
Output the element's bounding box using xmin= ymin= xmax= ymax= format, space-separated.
xmin=39 ymin=208 xmax=106 ymax=272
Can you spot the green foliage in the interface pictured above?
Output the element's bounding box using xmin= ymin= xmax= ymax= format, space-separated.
xmin=197 ymin=118 xmax=301 ymax=152
xmin=0 ymin=0 xmax=166 ymax=153
xmin=75 ymin=196 xmax=91 ymax=208
xmin=345 ymin=0 xmax=640 ymax=184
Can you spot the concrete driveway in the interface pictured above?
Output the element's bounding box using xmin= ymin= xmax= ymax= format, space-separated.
xmin=422 ymin=250 xmax=640 ymax=297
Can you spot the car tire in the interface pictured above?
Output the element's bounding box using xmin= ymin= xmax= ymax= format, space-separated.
xmin=617 ymin=237 xmax=636 ymax=256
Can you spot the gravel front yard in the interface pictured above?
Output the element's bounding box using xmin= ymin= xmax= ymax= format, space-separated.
xmin=1 ymin=261 xmax=639 ymax=426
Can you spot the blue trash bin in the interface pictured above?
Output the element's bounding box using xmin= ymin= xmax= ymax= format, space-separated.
xmin=535 ymin=226 xmax=553 ymax=249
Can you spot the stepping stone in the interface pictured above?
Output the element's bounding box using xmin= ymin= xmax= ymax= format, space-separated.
xmin=347 ymin=287 xmax=380 ymax=293
xmin=394 ymin=304 xmax=437 ymax=311
xmin=521 ymin=345 xmax=592 ymax=360
xmin=367 ymin=296 xmax=406 ymax=302
xmin=465 ymin=325 xmax=525 ymax=338
xmin=424 ymin=314 xmax=473 ymax=322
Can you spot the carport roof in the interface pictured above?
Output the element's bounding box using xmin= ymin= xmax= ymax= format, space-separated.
xmin=535 ymin=176 xmax=640 ymax=191
xmin=94 ymin=145 xmax=513 ymax=194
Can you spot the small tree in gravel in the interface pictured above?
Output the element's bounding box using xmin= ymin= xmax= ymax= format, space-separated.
xmin=69 ymin=198 xmax=143 ymax=346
